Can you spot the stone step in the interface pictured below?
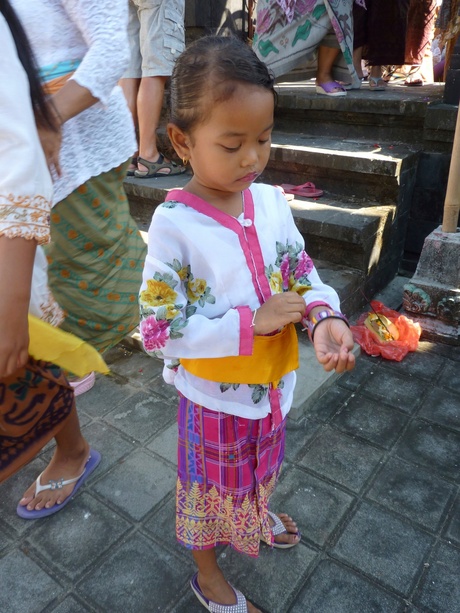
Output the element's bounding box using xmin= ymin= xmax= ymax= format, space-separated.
xmin=290 ymin=197 xmax=395 ymax=272
xmin=263 ymin=132 xmax=420 ymax=203
xmin=273 ymin=80 xmax=449 ymax=147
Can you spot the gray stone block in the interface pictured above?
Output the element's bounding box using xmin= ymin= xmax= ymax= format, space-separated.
xmin=283 ymin=416 xmax=322 ymax=463
xmin=290 ymin=559 xmax=405 ymax=613
xmin=438 ymin=359 xmax=460 ymax=395
xmin=300 ymin=384 xmax=353 ymax=423
xmin=49 ymin=596 xmax=88 ymax=613
xmin=147 ymin=421 xmax=178 ymax=467
xmin=381 ymin=347 xmax=446 ymax=381
xmin=218 ymin=541 xmax=317 ymax=613
xmin=0 ymin=550 xmax=63 ymax=612
xmin=414 ymin=542 xmax=460 ymax=612
xmin=395 ymin=420 xmax=460 ymax=483
xmin=337 ymin=356 xmax=379 ymax=392
xmin=75 ymin=372 xmax=137 ymax=418
xmin=106 ymin=345 xmax=163 ymax=388
xmin=366 ymin=457 xmax=456 ymax=532
xmin=92 ymin=450 xmax=176 ymax=520
xmin=299 ymin=426 xmax=384 ymax=493
xmin=270 ymin=467 xmax=354 ymax=547
xmin=80 ymin=422 xmax=136 ymax=475
xmin=77 ymin=533 xmax=194 ymax=612
xmin=143 ymin=495 xmax=189 ymax=561
xmin=332 ymin=395 xmax=409 ymax=449
xmin=360 ymin=369 xmax=428 ymax=414
xmin=333 ymin=502 xmax=434 ymax=595
xmin=104 ymin=390 xmax=176 ymax=443
xmin=444 ymin=496 xmax=460 ymax=546
xmin=418 ymin=388 xmax=460 ymax=433
xmin=25 ymin=493 xmax=130 ymax=580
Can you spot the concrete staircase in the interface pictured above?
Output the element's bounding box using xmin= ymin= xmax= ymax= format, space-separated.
xmin=124 ymin=80 xmax=455 ymax=318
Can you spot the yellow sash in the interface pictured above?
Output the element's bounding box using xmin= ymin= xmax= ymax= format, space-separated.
xmin=180 ymin=323 xmax=298 ymax=385
xmin=42 ymin=72 xmax=74 ymax=95
xmin=28 ymin=314 xmax=109 ymax=377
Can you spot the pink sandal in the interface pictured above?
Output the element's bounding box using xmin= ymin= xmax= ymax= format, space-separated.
xmin=279 ymin=182 xmax=323 ymax=198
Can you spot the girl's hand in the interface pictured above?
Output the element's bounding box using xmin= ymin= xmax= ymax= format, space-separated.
xmin=37 ymin=124 xmax=62 ymax=177
xmin=0 ymin=301 xmax=29 ymax=378
xmin=313 ymin=318 xmax=355 ymax=373
xmin=253 ymin=291 xmax=306 ymax=335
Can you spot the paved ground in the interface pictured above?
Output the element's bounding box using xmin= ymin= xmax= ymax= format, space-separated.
xmin=0 ymin=319 xmax=459 ymax=612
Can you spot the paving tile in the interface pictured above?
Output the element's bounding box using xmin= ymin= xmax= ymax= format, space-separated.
xmin=26 ymin=493 xmax=131 ymax=580
xmin=172 ymin=591 xmax=214 ymax=613
xmin=444 ymin=495 xmax=460 ymax=546
xmin=332 ymin=502 xmax=434 ymax=595
xmin=0 ymin=550 xmax=64 ymax=612
xmin=303 ymin=384 xmax=354 ymax=423
xmin=0 ymin=522 xmax=12 ymax=553
xmin=395 ymin=420 xmax=460 ymax=483
xmin=414 ymin=542 xmax=460 ymax=613
xmin=366 ymin=457 xmax=456 ymax=532
xmin=0 ymin=456 xmax=47 ymax=534
xmin=360 ymin=369 xmax=427 ymax=414
xmin=269 ymin=467 xmax=354 ymax=547
xmin=49 ymin=596 xmax=88 ymax=613
xmin=107 ymin=346 xmax=163 ymax=387
xmin=383 ymin=347 xmax=445 ymax=381
xmin=290 ymin=559 xmax=405 ymax=613
xmin=427 ymin=342 xmax=460 ymax=362
xmin=219 ymin=541 xmax=317 ymax=613
xmin=75 ymin=372 xmax=137 ymax=418
xmin=104 ymin=390 xmax=176 ymax=443
xmin=147 ymin=421 xmax=178 ymax=466
xmin=438 ymin=360 xmax=460 ymax=394
xmin=78 ymin=532 xmax=194 ymax=612
xmin=418 ymin=387 xmax=460 ymax=433
xmin=92 ymin=449 xmax=176 ymax=520
xmin=283 ymin=416 xmax=322 ymax=463
xmin=146 ymin=371 xmax=181 ymax=405
xmin=337 ymin=356 xmax=379 ymax=392
xmin=332 ymin=394 xmax=409 ymax=449
xmin=142 ymin=494 xmax=189 ymax=561
xmin=80 ymin=421 xmax=136 ymax=475
xmin=299 ymin=427 xmax=384 ymax=493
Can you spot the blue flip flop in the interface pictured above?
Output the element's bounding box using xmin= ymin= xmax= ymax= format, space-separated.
xmin=16 ymin=449 xmax=101 ymax=519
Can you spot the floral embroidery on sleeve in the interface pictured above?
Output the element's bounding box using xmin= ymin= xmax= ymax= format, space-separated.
xmin=266 ymin=241 xmax=314 ymax=296
xmin=167 ymin=258 xmax=216 ymax=317
xmin=139 ymin=271 xmax=187 ymax=355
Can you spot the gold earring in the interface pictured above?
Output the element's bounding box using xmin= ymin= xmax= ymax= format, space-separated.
xmin=182 ymin=157 xmax=188 ymax=167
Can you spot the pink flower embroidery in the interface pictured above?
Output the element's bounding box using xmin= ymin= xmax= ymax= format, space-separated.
xmin=295 ymin=251 xmax=314 ymax=279
xmin=141 ymin=314 xmax=170 ymax=352
xmin=280 ymin=253 xmax=290 ymax=290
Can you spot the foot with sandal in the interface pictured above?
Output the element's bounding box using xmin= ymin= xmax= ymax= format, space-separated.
xmin=190 ymin=512 xmax=300 ymax=612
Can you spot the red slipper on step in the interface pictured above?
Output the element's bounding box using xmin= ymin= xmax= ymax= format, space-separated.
xmin=279 ymin=182 xmax=323 ymax=198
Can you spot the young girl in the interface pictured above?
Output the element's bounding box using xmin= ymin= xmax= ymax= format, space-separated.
xmin=139 ymin=35 xmax=355 ymax=613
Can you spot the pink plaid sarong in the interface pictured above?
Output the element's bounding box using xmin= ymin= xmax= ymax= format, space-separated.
xmin=176 ymin=395 xmax=286 ymax=557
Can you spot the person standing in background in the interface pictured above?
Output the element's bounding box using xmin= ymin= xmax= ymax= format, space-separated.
xmin=12 ymin=0 xmax=147 ymax=395
xmin=0 ymin=0 xmax=100 ymax=519
xmin=120 ymin=0 xmax=186 ymax=178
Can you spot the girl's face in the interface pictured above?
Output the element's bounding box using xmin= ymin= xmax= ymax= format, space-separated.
xmin=183 ymin=83 xmax=274 ymax=206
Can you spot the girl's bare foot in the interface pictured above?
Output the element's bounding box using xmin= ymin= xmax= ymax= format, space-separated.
xmin=197 ymin=569 xmax=261 ymax=613
xmin=270 ymin=512 xmax=301 ymax=546
xmin=18 ymin=442 xmax=90 ymax=512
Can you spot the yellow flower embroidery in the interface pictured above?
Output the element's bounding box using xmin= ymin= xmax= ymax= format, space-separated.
xmin=291 ymin=278 xmax=311 ymax=296
xmin=269 ymin=271 xmax=283 ymax=293
xmin=178 ymin=267 xmax=189 ymax=281
xmin=140 ymin=278 xmax=177 ymax=306
xmin=164 ymin=305 xmax=180 ymax=320
xmin=187 ymin=278 xmax=207 ymax=303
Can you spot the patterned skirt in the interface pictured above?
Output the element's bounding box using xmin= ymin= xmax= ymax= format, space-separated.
xmin=0 ymin=358 xmax=75 ymax=482
xmin=176 ymin=396 xmax=286 ymax=558
xmin=45 ymin=161 xmax=147 ymax=354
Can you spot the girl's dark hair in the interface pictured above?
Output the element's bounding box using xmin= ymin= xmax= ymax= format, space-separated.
xmin=170 ymin=35 xmax=276 ymax=133
xmin=1 ymin=0 xmax=57 ymax=130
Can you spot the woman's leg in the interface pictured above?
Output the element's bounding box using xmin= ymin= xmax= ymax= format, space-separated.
xmin=192 ymin=549 xmax=261 ymax=613
xmin=316 ymin=45 xmax=342 ymax=91
xmin=18 ymin=405 xmax=90 ymax=512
